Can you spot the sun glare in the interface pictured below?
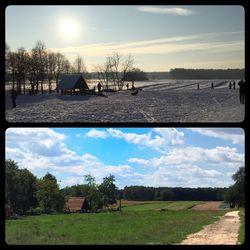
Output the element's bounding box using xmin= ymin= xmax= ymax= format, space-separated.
xmin=60 ymin=18 xmax=79 ymax=38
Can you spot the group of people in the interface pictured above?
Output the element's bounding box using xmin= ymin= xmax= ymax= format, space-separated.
xmin=229 ymin=81 xmax=236 ymax=89
xmin=96 ymin=80 xmax=135 ymax=94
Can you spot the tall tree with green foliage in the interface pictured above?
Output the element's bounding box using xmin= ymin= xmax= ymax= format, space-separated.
xmin=99 ymin=175 xmax=117 ymax=207
xmin=5 ymin=159 xmax=38 ymax=214
xmin=224 ymin=167 xmax=245 ymax=208
xmin=36 ymin=173 xmax=64 ymax=213
xmin=83 ymin=174 xmax=102 ymax=211
xmin=5 ymin=159 xmax=20 ymax=211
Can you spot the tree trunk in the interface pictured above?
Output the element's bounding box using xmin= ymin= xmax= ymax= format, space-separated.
xmin=41 ymin=80 xmax=43 ymax=94
xmin=36 ymin=80 xmax=39 ymax=94
xmin=23 ymin=77 xmax=26 ymax=95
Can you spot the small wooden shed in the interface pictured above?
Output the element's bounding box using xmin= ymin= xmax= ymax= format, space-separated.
xmin=58 ymin=74 xmax=89 ymax=95
xmin=65 ymin=197 xmax=89 ymax=213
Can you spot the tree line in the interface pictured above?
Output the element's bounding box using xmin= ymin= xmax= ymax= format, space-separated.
xmin=5 ymin=159 xmax=117 ymax=215
xmin=5 ymin=41 xmax=148 ymax=95
xmin=169 ymin=68 xmax=245 ymax=79
xmin=5 ymin=159 xmax=244 ymax=216
xmin=5 ymin=41 xmax=88 ymax=95
xmin=122 ymin=186 xmax=227 ymax=201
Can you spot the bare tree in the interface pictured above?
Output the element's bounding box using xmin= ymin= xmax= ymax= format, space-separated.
xmin=27 ymin=52 xmax=38 ymax=95
xmin=62 ymin=58 xmax=72 ymax=74
xmin=121 ymin=54 xmax=134 ymax=90
xmin=15 ymin=47 xmax=29 ymax=94
xmin=94 ymin=52 xmax=134 ymax=91
xmin=93 ymin=64 xmax=105 ymax=85
xmin=7 ymin=51 xmax=17 ymax=91
xmin=5 ymin=43 xmax=10 ymax=85
xmin=111 ymin=52 xmax=121 ymax=81
xmin=54 ymin=52 xmax=66 ymax=93
xmin=74 ymin=54 xmax=87 ymax=76
xmin=31 ymin=41 xmax=47 ymax=94
xmin=46 ymin=52 xmax=56 ymax=93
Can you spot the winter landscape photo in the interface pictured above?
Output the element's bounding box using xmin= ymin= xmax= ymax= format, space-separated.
xmin=5 ymin=5 xmax=245 ymax=123
xmin=5 ymin=128 xmax=245 ymax=244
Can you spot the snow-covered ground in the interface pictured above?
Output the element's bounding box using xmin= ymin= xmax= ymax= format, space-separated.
xmin=5 ymin=80 xmax=244 ymax=123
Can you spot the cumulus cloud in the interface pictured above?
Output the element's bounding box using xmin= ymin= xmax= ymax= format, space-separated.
xmin=128 ymin=164 xmax=224 ymax=188
xmin=86 ymin=128 xmax=184 ymax=152
xmin=136 ymin=6 xmax=195 ymax=16
xmin=6 ymin=128 xmax=68 ymax=157
xmin=128 ymin=146 xmax=244 ymax=168
xmin=188 ymin=128 xmax=244 ymax=145
xmin=86 ymin=129 xmax=108 ymax=139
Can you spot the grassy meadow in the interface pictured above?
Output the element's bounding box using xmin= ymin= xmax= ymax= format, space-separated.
xmin=5 ymin=201 xmax=228 ymax=245
xmin=121 ymin=200 xmax=203 ymax=211
xmin=238 ymin=209 xmax=245 ymax=244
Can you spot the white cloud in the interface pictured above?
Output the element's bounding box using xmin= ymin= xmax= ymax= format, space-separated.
xmin=136 ymin=6 xmax=195 ymax=16
xmin=153 ymin=128 xmax=184 ymax=145
xmin=188 ymin=128 xmax=244 ymax=145
xmin=85 ymin=128 xmax=184 ymax=152
xmin=129 ymin=146 xmax=244 ymax=167
xmin=6 ymin=128 xmax=68 ymax=157
xmin=128 ymin=158 xmax=149 ymax=164
xmin=86 ymin=129 xmax=108 ymax=139
xmin=127 ymin=164 xmax=224 ymax=188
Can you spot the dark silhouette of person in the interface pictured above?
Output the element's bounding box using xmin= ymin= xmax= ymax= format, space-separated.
xmin=11 ymin=89 xmax=17 ymax=108
xmin=126 ymin=83 xmax=129 ymax=90
xmin=233 ymin=81 xmax=236 ymax=89
xmin=197 ymin=83 xmax=200 ymax=89
xmin=238 ymin=79 xmax=245 ymax=104
xmin=97 ymin=82 xmax=102 ymax=95
xmin=211 ymin=82 xmax=214 ymax=89
xmin=131 ymin=80 xmax=135 ymax=90
xmin=229 ymin=82 xmax=232 ymax=89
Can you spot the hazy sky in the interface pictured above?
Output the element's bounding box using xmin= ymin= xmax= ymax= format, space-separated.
xmin=6 ymin=5 xmax=245 ymax=71
xmin=6 ymin=128 xmax=244 ymax=189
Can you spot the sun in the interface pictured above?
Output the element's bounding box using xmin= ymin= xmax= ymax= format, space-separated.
xmin=60 ymin=18 xmax=79 ymax=38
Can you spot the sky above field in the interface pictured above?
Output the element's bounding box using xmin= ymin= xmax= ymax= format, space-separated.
xmin=5 ymin=5 xmax=244 ymax=71
xmin=6 ymin=128 xmax=244 ymax=189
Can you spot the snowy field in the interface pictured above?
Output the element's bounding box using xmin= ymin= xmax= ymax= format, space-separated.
xmin=5 ymin=80 xmax=244 ymax=123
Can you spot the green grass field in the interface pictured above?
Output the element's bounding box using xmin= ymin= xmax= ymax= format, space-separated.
xmin=238 ymin=209 xmax=245 ymax=244
xmin=5 ymin=201 xmax=228 ymax=245
xmin=122 ymin=201 xmax=203 ymax=211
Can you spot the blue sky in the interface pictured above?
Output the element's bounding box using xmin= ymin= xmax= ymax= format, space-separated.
xmin=5 ymin=128 xmax=244 ymax=189
xmin=5 ymin=5 xmax=244 ymax=71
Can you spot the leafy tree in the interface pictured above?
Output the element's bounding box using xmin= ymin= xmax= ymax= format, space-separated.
xmin=16 ymin=169 xmax=38 ymax=214
xmin=83 ymin=175 xmax=102 ymax=211
xmin=5 ymin=159 xmax=20 ymax=211
xmin=5 ymin=159 xmax=38 ymax=214
xmin=224 ymin=185 xmax=239 ymax=208
xmin=99 ymin=175 xmax=117 ymax=207
xmin=224 ymin=167 xmax=245 ymax=208
xmin=36 ymin=173 xmax=64 ymax=213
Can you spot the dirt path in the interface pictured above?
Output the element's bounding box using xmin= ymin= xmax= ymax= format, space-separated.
xmin=181 ymin=211 xmax=240 ymax=245
xmin=191 ymin=201 xmax=222 ymax=210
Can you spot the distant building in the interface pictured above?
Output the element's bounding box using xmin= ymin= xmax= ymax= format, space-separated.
xmin=65 ymin=197 xmax=89 ymax=213
xmin=58 ymin=74 xmax=89 ymax=95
